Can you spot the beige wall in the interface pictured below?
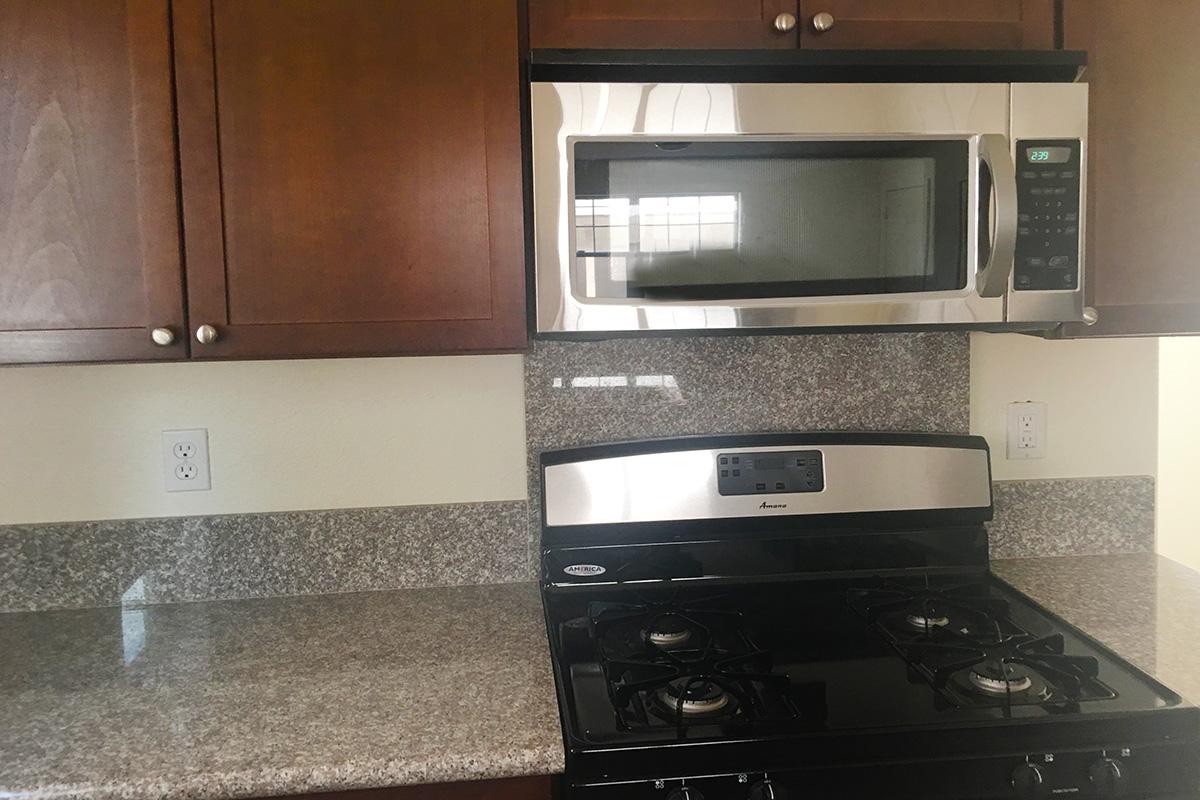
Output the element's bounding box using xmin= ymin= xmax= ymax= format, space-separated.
xmin=0 ymin=356 xmax=527 ymax=526
xmin=970 ymin=333 xmax=1158 ymax=481
xmin=1157 ymin=337 xmax=1200 ymax=571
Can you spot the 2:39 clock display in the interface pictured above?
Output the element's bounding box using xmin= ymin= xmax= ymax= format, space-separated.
xmin=1026 ymin=146 xmax=1072 ymax=164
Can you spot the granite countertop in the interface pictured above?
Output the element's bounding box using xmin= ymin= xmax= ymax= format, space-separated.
xmin=0 ymin=582 xmax=565 ymax=800
xmin=994 ymin=553 xmax=1200 ymax=705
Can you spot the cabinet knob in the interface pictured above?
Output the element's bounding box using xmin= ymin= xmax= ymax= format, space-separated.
xmin=195 ymin=324 xmax=220 ymax=344
xmin=773 ymin=12 xmax=797 ymax=32
xmin=812 ymin=11 xmax=836 ymax=32
xmin=1082 ymin=307 xmax=1100 ymax=326
xmin=150 ymin=327 xmax=176 ymax=346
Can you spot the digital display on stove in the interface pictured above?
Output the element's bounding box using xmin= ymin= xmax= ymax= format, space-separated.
xmin=717 ymin=449 xmax=823 ymax=496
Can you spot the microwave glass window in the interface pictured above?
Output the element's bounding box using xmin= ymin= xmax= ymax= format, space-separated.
xmin=571 ymin=139 xmax=969 ymax=301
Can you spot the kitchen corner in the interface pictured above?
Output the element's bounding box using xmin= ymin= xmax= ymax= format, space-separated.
xmin=5 ymin=2 xmax=1200 ymax=799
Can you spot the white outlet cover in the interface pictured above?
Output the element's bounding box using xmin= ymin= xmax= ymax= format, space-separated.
xmin=162 ymin=429 xmax=211 ymax=492
xmin=1006 ymin=402 xmax=1047 ymax=460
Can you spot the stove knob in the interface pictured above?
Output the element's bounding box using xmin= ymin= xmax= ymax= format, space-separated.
xmin=1089 ymin=758 xmax=1129 ymax=798
xmin=1011 ymin=763 xmax=1049 ymax=800
xmin=666 ymin=787 xmax=704 ymax=800
xmin=749 ymin=780 xmax=788 ymax=800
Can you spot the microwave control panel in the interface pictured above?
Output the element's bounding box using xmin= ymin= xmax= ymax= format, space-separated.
xmin=717 ymin=450 xmax=824 ymax=496
xmin=1013 ymin=139 xmax=1082 ymax=292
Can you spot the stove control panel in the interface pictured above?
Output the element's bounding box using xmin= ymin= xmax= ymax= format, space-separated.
xmin=1011 ymin=751 xmax=1137 ymax=800
xmin=716 ymin=450 xmax=824 ymax=496
xmin=569 ymin=741 xmax=1200 ymax=799
xmin=1013 ymin=139 xmax=1083 ymax=292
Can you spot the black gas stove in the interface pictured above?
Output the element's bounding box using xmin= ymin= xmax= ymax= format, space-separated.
xmin=538 ymin=433 xmax=1200 ymax=800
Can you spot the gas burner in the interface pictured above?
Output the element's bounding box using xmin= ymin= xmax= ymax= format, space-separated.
xmin=849 ymin=580 xmax=1017 ymax=643
xmin=644 ymin=614 xmax=693 ymax=649
xmin=901 ymin=629 xmax=1116 ymax=708
xmin=590 ymin=602 xmax=742 ymax=660
xmin=905 ymin=612 xmax=950 ymax=631
xmin=590 ymin=599 xmax=799 ymax=733
xmin=967 ymin=662 xmax=1034 ymax=695
xmin=657 ymin=679 xmax=733 ymax=717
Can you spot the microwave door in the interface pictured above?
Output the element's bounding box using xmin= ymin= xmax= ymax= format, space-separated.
xmin=530 ymin=81 xmax=1026 ymax=334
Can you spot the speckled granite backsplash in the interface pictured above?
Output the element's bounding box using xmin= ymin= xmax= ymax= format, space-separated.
xmin=0 ymin=501 xmax=528 ymax=613
xmin=988 ymin=476 xmax=1155 ymax=558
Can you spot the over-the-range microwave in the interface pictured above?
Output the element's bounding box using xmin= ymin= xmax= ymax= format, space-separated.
xmin=530 ymin=51 xmax=1091 ymax=336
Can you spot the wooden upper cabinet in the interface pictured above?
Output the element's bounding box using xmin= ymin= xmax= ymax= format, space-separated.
xmin=798 ymin=1 xmax=1056 ymax=49
xmin=172 ymin=0 xmax=527 ymax=360
xmin=529 ymin=0 xmax=801 ymax=49
xmin=1062 ymin=1 xmax=1200 ymax=337
xmin=528 ymin=0 xmax=1056 ymax=51
xmin=0 ymin=0 xmax=186 ymax=364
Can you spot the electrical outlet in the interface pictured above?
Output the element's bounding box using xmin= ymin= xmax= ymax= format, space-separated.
xmin=162 ymin=429 xmax=211 ymax=492
xmin=1006 ymin=402 xmax=1047 ymax=460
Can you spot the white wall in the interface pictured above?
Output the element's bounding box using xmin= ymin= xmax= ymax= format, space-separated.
xmin=970 ymin=333 xmax=1158 ymax=481
xmin=1157 ymin=337 xmax=1200 ymax=571
xmin=0 ymin=356 xmax=527 ymax=525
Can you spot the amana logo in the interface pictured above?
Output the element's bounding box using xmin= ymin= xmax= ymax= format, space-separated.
xmin=759 ymin=501 xmax=789 ymax=510
xmin=563 ymin=564 xmax=607 ymax=577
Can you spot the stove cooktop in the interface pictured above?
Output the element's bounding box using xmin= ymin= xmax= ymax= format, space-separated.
xmin=550 ymin=574 xmax=1180 ymax=746
xmin=538 ymin=433 xmax=1200 ymax=799
xmin=545 ymin=572 xmax=1198 ymax=798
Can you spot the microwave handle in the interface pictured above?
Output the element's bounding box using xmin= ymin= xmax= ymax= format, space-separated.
xmin=976 ymin=134 xmax=1018 ymax=298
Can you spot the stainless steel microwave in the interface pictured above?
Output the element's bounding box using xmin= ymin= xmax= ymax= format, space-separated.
xmin=530 ymin=80 xmax=1088 ymax=335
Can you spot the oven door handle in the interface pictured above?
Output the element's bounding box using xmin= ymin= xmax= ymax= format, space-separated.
xmin=976 ymin=134 xmax=1018 ymax=298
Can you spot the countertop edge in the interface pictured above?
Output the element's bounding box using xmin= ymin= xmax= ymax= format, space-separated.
xmin=10 ymin=747 xmax=567 ymax=800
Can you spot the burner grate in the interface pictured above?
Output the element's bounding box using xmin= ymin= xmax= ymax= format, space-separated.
xmin=902 ymin=628 xmax=1116 ymax=708
xmin=849 ymin=579 xmax=1019 ymax=641
xmin=850 ymin=578 xmax=1117 ymax=710
xmin=590 ymin=600 xmax=797 ymax=734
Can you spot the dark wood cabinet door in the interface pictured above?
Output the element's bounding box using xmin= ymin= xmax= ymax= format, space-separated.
xmin=0 ymin=0 xmax=186 ymax=364
xmin=529 ymin=0 xmax=800 ymax=49
xmin=173 ymin=0 xmax=526 ymax=360
xmin=798 ymin=1 xmax=1055 ymax=49
xmin=1062 ymin=1 xmax=1200 ymax=337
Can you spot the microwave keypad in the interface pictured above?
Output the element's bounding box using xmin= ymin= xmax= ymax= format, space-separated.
xmin=717 ymin=450 xmax=824 ymax=496
xmin=1013 ymin=139 xmax=1082 ymax=292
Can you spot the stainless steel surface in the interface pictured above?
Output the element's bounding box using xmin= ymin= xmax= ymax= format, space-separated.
xmin=773 ymin=12 xmax=797 ymax=32
xmin=532 ymin=82 xmax=1009 ymax=333
xmin=150 ymin=327 xmax=176 ymax=347
xmin=194 ymin=324 xmax=218 ymax=345
xmin=543 ymin=444 xmax=992 ymax=528
xmin=811 ymin=11 xmax=835 ymax=32
xmin=976 ymin=133 xmax=1019 ymax=298
xmin=530 ymin=81 xmax=1088 ymax=335
xmin=1007 ymin=83 xmax=1090 ymax=326
xmin=1083 ymin=307 xmax=1100 ymax=326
